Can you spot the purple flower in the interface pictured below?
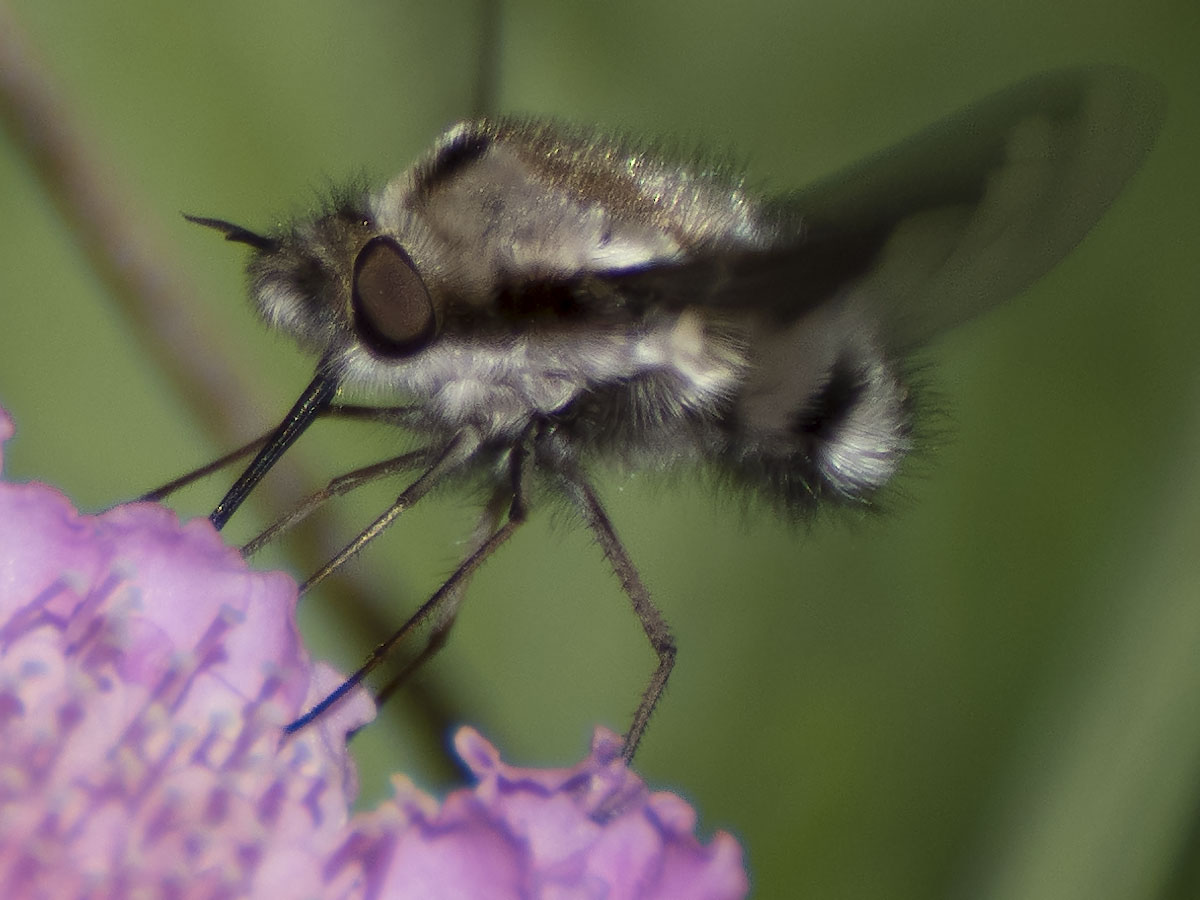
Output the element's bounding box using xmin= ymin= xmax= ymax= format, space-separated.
xmin=329 ymin=728 xmax=748 ymax=899
xmin=0 ymin=404 xmax=749 ymax=899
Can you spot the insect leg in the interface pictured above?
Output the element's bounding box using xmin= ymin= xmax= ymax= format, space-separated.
xmin=300 ymin=432 xmax=481 ymax=594
xmin=322 ymin=403 xmax=418 ymax=428
xmin=373 ymin=470 xmax=517 ymax=710
xmin=286 ymin=443 xmax=528 ymax=733
xmin=137 ymin=433 xmax=270 ymax=502
xmin=240 ymin=448 xmax=431 ymax=558
xmin=556 ymin=466 xmax=676 ymax=762
xmin=136 ymin=405 xmax=416 ymax=502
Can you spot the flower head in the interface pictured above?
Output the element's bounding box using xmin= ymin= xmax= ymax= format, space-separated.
xmin=0 ymin=404 xmax=748 ymax=898
xmin=0 ymin=405 xmax=374 ymax=897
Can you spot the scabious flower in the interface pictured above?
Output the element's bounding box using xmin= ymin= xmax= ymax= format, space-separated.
xmin=0 ymin=404 xmax=748 ymax=899
xmin=332 ymin=727 xmax=749 ymax=898
xmin=0 ymin=404 xmax=374 ymax=898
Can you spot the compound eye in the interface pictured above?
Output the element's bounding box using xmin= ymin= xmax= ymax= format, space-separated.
xmin=352 ymin=236 xmax=437 ymax=357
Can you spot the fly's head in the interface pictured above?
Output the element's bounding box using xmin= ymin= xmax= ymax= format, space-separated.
xmin=190 ymin=175 xmax=521 ymax=438
xmin=236 ymin=202 xmax=442 ymax=371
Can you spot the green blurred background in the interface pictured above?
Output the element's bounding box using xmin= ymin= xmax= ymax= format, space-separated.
xmin=1 ymin=1 xmax=1198 ymax=897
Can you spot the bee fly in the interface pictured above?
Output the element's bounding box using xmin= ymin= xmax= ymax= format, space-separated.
xmin=169 ymin=67 xmax=1161 ymax=759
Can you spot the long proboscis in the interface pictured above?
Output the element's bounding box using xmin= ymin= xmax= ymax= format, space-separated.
xmin=209 ymin=367 xmax=338 ymax=530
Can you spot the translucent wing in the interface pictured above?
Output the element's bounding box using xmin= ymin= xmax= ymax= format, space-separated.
xmin=596 ymin=66 xmax=1164 ymax=348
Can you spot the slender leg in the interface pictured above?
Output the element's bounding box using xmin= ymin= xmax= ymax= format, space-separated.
xmin=301 ymin=433 xmax=479 ymax=594
xmin=373 ymin=481 xmax=513 ymax=709
xmin=136 ymin=404 xmax=416 ymax=503
xmin=240 ymin=448 xmax=430 ymax=557
xmin=137 ymin=432 xmax=269 ymax=502
xmin=286 ymin=446 xmax=527 ymax=733
xmin=556 ymin=466 xmax=676 ymax=762
xmin=323 ymin=403 xmax=416 ymax=427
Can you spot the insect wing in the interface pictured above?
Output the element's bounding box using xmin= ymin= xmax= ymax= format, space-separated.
xmin=595 ymin=67 xmax=1163 ymax=348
